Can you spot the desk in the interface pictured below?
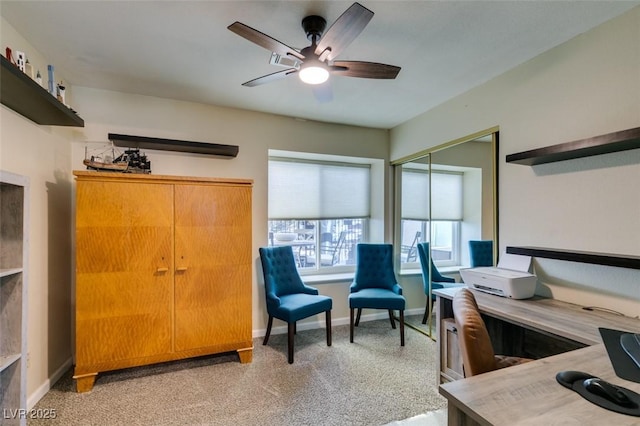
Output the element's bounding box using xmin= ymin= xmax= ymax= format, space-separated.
xmin=434 ymin=287 xmax=640 ymax=426
xmin=441 ymin=345 xmax=640 ymax=425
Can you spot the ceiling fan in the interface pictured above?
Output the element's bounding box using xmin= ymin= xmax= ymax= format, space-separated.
xmin=227 ymin=2 xmax=401 ymax=90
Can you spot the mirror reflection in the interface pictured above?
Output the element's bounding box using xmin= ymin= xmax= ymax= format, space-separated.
xmin=396 ymin=131 xmax=498 ymax=336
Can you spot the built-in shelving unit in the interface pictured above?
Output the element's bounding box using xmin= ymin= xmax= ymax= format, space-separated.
xmin=1 ymin=55 xmax=84 ymax=127
xmin=506 ymin=246 xmax=640 ymax=270
xmin=108 ymin=133 xmax=239 ymax=157
xmin=506 ymin=127 xmax=640 ymax=166
xmin=1 ymin=171 xmax=29 ymax=426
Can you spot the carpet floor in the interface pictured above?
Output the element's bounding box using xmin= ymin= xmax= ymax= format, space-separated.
xmin=29 ymin=319 xmax=447 ymax=426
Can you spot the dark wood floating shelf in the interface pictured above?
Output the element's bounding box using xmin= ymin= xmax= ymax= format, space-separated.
xmin=506 ymin=127 xmax=640 ymax=166
xmin=1 ymin=55 xmax=84 ymax=127
xmin=506 ymin=246 xmax=640 ymax=270
xmin=108 ymin=133 xmax=239 ymax=158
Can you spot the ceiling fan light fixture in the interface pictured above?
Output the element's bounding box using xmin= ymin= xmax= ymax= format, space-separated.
xmin=299 ymin=61 xmax=329 ymax=85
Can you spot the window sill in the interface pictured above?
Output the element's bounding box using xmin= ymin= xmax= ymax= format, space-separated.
xmin=301 ymin=266 xmax=464 ymax=284
xmin=399 ymin=265 xmax=464 ymax=277
xmin=300 ymin=272 xmax=354 ymax=285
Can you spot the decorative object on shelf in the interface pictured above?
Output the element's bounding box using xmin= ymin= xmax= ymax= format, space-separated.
xmin=108 ymin=133 xmax=239 ymax=158
xmin=35 ymin=69 xmax=42 ymax=86
xmin=5 ymin=47 xmax=14 ymax=64
xmin=47 ymin=64 xmax=55 ymax=96
xmin=15 ymin=51 xmax=25 ymax=72
xmin=57 ymin=82 xmax=66 ymax=106
xmin=24 ymin=59 xmax=33 ymax=79
xmin=0 ymin=55 xmax=84 ymax=127
xmin=506 ymin=246 xmax=640 ymax=270
xmin=506 ymin=127 xmax=640 ymax=166
xmin=83 ymin=142 xmax=151 ymax=174
xmin=4 ymin=48 xmax=34 ymax=79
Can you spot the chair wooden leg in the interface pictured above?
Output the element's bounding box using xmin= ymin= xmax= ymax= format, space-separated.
xmin=326 ymin=310 xmax=332 ymax=346
xmin=388 ymin=309 xmax=396 ymax=329
xmin=263 ymin=316 xmax=273 ymax=345
xmin=422 ymin=299 xmax=429 ymax=324
xmin=288 ymin=322 xmax=295 ymax=364
xmin=355 ymin=308 xmax=362 ymax=326
xmin=400 ymin=310 xmax=405 ymax=346
xmin=350 ymin=308 xmax=355 ymax=343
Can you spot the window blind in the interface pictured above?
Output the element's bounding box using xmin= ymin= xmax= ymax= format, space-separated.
xmin=401 ymin=168 xmax=463 ymax=221
xmin=268 ymin=158 xmax=371 ymax=220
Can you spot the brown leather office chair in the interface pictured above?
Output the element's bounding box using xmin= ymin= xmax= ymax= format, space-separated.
xmin=453 ymin=288 xmax=532 ymax=377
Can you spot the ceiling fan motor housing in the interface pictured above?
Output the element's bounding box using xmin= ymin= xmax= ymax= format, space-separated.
xmin=302 ymin=15 xmax=327 ymax=41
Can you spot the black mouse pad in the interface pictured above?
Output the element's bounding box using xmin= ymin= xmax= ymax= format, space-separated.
xmin=599 ymin=327 xmax=640 ymax=383
xmin=559 ymin=374 xmax=640 ymax=416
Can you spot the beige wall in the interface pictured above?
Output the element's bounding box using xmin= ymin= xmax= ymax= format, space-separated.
xmin=1 ymin=16 xmax=76 ymax=406
xmin=391 ymin=8 xmax=640 ymax=316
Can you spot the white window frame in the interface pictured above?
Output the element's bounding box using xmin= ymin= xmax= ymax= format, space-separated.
xmin=398 ymin=165 xmax=467 ymax=271
xmin=267 ymin=150 xmax=385 ymax=276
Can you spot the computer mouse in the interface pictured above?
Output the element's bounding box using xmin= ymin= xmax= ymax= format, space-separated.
xmin=583 ymin=378 xmax=636 ymax=408
xmin=556 ymin=370 xmax=595 ymax=389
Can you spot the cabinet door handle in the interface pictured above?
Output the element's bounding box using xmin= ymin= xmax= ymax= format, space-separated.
xmin=176 ymin=266 xmax=188 ymax=272
xmin=156 ymin=267 xmax=169 ymax=273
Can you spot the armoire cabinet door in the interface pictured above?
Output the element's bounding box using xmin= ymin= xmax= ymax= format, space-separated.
xmin=173 ymin=184 xmax=252 ymax=352
xmin=76 ymin=181 xmax=174 ymax=365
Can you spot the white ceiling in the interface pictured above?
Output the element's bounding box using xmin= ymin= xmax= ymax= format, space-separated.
xmin=2 ymin=1 xmax=637 ymax=129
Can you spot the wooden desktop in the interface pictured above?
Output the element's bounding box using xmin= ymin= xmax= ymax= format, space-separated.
xmin=434 ymin=287 xmax=640 ymax=425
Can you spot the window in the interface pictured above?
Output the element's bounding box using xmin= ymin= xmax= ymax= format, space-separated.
xmin=268 ymin=155 xmax=372 ymax=274
xmin=400 ymin=165 xmax=463 ymax=268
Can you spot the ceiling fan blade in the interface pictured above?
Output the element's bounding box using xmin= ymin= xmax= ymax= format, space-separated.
xmin=315 ymin=2 xmax=373 ymax=62
xmin=228 ymin=22 xmax=304 ymax=60
xmin=242 ymin=69 xmax=298 ymax=87
xmin=330 ymin=61 xmax=401 ymax=79
xmin=312 ymin=81 xmax=333 ymax=103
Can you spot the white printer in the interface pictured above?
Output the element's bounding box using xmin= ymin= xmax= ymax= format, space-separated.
xmin=459 ymin=253 xmax=537 ymax=299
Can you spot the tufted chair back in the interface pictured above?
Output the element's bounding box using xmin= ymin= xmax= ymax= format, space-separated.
xmin=469 ymin=240 xmax=494 ymax=267
xmin=259 ymin=246 xmax=307 ymax=300
xmin=418 ymin=242 xmax=455 ymax=283
xmin=416 ymin=241 xmax=458 ymax=323
xmin=352 ymin=243 xmax=397 ymax=291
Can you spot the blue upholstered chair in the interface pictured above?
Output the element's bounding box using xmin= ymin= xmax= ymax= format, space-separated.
xmin=469 ymin=240 xmax=494 ymax=267
xmin=417 ymin=242 xmax=460 ymax=324
xmin=349 ymin=243 xmax=406 ymax=346
xmin=259 ymin=246 xmax=332 ymax=363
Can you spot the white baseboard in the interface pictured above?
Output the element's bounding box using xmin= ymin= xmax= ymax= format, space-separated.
xmin=27 ymin=357 xmax=72 ymax=409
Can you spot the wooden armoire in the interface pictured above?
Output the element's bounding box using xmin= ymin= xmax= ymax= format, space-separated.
xmin=73 ymin=171 xmax=253 ymax=392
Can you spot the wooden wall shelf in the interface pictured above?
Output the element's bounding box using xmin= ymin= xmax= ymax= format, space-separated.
xmin=506 ymin=127 xmax=640 ymax=166
xmin=506 ymin=246 xmax=640 ymax=270
xmin=108 ymin=133 xmax=239 ymax=158
xmin=1 ymin=55 xmax=84 ymax=127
